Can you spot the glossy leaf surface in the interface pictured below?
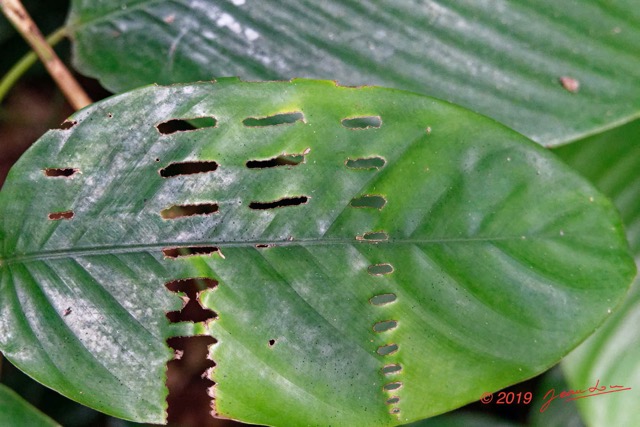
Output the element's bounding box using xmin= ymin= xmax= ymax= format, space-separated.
xmin=0 ymin=384 xmax=60 ymax=426
xmin=556 ymin=120 xmax=640 ymax=427
xmin=67 ymin=0 xmax=640 ymax=146
xmin=0 ymin=80 xmax=634 ymax=425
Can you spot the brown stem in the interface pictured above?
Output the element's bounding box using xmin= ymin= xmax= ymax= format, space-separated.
xmin=0 ymin=0 xmax=92 ymax=110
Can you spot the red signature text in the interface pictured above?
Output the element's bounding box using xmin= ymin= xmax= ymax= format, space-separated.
xmin=540 ymin=379 xmax=631 ymax=413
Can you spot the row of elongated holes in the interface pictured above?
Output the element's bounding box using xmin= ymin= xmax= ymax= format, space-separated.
xmin=153 ymin=112 xmax=384 ymax=213
xmin=370 ymin=260 xmax=403 ymax=416
xmin=155 ymin=148 xmax=385 ymax=214
xmin=59 ymin=112 xmax=382 ymax=133
xmin=44 ymin=157 xmax=386 ymax=220
xmin=154 ymin=112 xmax=382 ymax=134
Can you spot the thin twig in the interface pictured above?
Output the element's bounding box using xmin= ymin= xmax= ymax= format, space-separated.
xmin=0 ymin=27 xmax=66 ymax=105
xmin=0 ymin=0 xmax=92 ymax=110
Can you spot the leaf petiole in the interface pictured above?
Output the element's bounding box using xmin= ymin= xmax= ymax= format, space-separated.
xmin=0 ymin=27 xmax=66 ymax=105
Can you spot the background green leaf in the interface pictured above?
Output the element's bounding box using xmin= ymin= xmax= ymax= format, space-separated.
xmin=555 ymin=120 xmax=640 ymax=256
xmin=529 ymin=367 xmax=585 ymax=427
xmin=67 ymin=0 xmax=640 ymax=146
xmin=0 ymin=80 xmax=634 ymax=426
xmin=409 ymin=411 xmax=521 ymax=427
xmin=0 ymin=383 xmax=60 ymax=426
xmin=556 ymin=119 xmax=640 ymax=427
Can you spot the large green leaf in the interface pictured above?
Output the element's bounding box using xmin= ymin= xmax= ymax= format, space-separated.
xmin=0 ymin=383 xmax=60 ymax=426
xmin=0 ymin=80 xmax=634 ymax=426
xmin=66 ymin=0 xmax=640 ymax=146
xmin=556 ymin=120 xmax=640 ymax=427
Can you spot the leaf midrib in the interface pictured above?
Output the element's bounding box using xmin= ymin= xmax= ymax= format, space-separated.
xmin=0 ymin=234 xmax=561 ymax=266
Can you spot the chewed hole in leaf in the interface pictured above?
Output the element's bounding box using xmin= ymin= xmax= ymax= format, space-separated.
xmin=165 ymin=278 xmax=217 ymax=323
xmin=373 ymin=320 xmax=398 ymax=333
xmin=163 ymin=246 xmax=223 ymax=259
xmin=341 ymin=116 xmax=382 ymax=129
xmin=48 ymin=210 xmax=74 ymax=220
xmin=243 ymin=111 xmax=304 ymax=127
xmin=386 ymin=397 xmax=400 ymax=405
xmin=43 ymin=168 xmax=78 ymax=178
xmin=268 ymin=339 xmax=277 ymax=347
xmin=156 ymin=116 xmax=217 ymax=134
xmin=165 ymin=278 xmax=217 ymax=293
xmin=58 ymin=120 xmax=77 ymax=130
xmin=246 ymin=154 xmax=304 ymax=168
xmin=345 ymin=157 xmax=386 ymax=170
xmin=368 ymin=263 xmax=394 ymax=275
xmin=255 ymin=244 xmax=274 ymax=249
xmin=357 ymin=231 xmax=389 ymax=242
xmin=160 ymin=203 xmax=219 ymax=219
xmin=159 ymin=161 xmax=218 ymax=178
xmin=350 ymin=195 xmax=386 ymax=209
xmin=166 ymin=336 xmax=216 ymax=424
xmin=383 ymin=382 xmax=403 ymax=391
xmin=390 ymin=408 xmax=400 ymax=415
xmin=370 ymin=294 xmax=397 ymax=306
xmin=249 ymin=196 xmax=309 ymax=210
xmin=377 ymin=344 xmax=399 ymax=356
xmin=382 ymin=364 xmax=403 ymax=375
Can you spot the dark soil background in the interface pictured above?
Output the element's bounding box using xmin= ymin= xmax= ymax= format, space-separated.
xmin=0 ymin=2 xmax=548 ymax=426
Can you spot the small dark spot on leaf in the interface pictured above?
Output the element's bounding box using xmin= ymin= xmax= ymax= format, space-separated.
xmin=268 ymin=339 xmax=276 ymax=347
xmin=63 ymin=307 xmax=72 ymax=316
